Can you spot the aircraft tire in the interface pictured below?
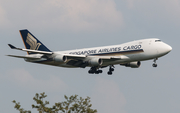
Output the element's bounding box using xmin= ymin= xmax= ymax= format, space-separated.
xmin=88 ymin=70 xmax=94 ymax=74
xmin=107 ymin=71 xmax=112 ymax=75
xmin=152 ymin=64 xmax=157 ymax=67
xmin=95 ymin=71 xmax=99 ymax=74
xmin=98 ymin=70 xmax=103 ymax=73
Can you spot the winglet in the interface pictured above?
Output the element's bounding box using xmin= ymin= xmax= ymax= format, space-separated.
xmin=8 ymin=44 xmax=17 ymax=49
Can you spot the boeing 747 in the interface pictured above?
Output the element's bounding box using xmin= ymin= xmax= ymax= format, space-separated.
xmin=8 ymin=29 xmax=172 ymax=75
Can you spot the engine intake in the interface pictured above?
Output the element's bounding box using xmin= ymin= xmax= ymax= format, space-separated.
xmin=89 ymin=58 xmax=103 ymax=66
xmin=121 ymin=61 xmax=141 ymax=68
xmin=54 ymin=55 xmax=67 ymax=63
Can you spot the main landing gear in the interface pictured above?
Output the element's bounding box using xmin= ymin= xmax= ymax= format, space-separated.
xmin=107 ymin=65 xmax=114 ymax=75
xmin=152 ymin=58 xmax=158 ymax=67
xmin=88 ymin=65 xmax=115 ymax=75
xmin=88 ymin=67 xmax=103 ymax=74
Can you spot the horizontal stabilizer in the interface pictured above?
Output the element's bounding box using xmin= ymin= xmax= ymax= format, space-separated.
xmin=7 ymin=55 xmax=41 ymax=59
xmin=8 ymin=44 xmax=17 ymax=49
xmin=20 ymin=49 xmax=53 ymax=55
xmin=8 ymin=44 xmax=53 ymax=55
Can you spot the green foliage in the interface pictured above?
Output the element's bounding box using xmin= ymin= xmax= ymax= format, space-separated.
xmin=13 ymin=92 xmax=97 ymax=113
xmin=12 ymin=100 xmax=31 ymax=113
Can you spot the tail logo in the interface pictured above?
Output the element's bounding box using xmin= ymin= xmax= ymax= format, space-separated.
xmin=26 ymin=33 xmax=41 ymax=50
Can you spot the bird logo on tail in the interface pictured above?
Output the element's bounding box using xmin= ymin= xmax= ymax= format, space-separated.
xmin=26 ymin=33 xmax=41 ymax=50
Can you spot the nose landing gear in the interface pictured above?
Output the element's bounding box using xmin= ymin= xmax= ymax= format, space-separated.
xmin=152 ymin=58 xmax=158 ymax=67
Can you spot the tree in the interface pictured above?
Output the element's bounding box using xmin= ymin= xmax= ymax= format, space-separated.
xmin=13 ymin=92 xmax=97 ymax=113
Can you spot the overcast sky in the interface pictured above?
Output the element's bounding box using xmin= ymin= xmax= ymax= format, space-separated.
xmin=0 ymin=0 xmax=179 ymax=113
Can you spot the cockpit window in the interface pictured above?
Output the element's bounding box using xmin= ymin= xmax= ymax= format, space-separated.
xmin=155 ymin=40 xmax=161 ymax=42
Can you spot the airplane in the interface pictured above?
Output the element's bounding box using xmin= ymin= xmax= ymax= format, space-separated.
xmin=7 ymin=29 xmax=172 ymax=75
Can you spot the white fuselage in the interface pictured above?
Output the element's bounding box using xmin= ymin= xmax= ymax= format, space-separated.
xmin=8 ymin=29 xmax=172 ymax=75
xmin=29 ymin=38 xmax=171 ymax=68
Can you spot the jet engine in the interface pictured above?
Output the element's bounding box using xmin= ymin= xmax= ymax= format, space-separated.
xmin=120 ymin=61 xmax=141 ymax=68
xmin=89 ymin=58 xmax=103 ymax=66
xmin=54 ymin=55 xmax=67 ymax=63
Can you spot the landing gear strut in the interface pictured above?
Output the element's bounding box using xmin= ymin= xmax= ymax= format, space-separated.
xmin=152 ymin=58 xmax=158 ymax=67
xmin=107 ymin=65 xmax=114 ymax=75
xmin=88 ymin=67 xmax=102 ymax=74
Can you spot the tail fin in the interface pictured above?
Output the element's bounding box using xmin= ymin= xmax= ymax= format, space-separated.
xmin=20 ymin=29 xmax=51 ymax=54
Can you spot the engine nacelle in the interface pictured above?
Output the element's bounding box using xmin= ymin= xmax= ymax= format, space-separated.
xmin=89 ymin=58 xmax=103 ymax=66
xmin=121 ymin=61 xmax=141 ymax=68
xmin=54 ymin=55 xmax=67 ymax=63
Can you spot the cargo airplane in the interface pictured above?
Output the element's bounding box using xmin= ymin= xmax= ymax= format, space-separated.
xmin=8 ymin=29 xmax=172 ymax=75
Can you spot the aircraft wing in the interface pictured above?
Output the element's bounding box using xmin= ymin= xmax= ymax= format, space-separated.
xmin=64 ymin=54 xmax=128 ymax=68
xmin=94 ymin=56 xmax=121 ymax=60
xmin=63 ymin=54 xmax=87 ymax=59
xmin=63 ymin=54 xmax=123 ymax=60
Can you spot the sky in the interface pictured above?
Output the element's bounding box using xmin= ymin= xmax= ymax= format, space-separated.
xmin=0 ymin=0 xmax=179 ymax=113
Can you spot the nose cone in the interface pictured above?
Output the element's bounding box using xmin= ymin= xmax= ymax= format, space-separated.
xmin=165 ymin=44 xmax=172 ymax=53
xmin=157 ymin=43 xmax=172 ymax=57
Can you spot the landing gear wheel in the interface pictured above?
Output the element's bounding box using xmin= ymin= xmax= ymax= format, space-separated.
xmin=98 ymin=70 xmax=103 ymax=73
xmin=88 ymin=70 xmax=94 ymax=74
xmin=95 ymin=71 xmax=99 ymax=74
xmin=152 ymin=63 xmax=157 ymax=67
xmin=88 ymin=67 xmax=103 ymax=74
xmin=107 ymin=71 xmax=112 ymax=75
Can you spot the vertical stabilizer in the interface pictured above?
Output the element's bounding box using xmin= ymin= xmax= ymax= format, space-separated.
xmin=20 ymin=29 xmax=51 ymax=54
